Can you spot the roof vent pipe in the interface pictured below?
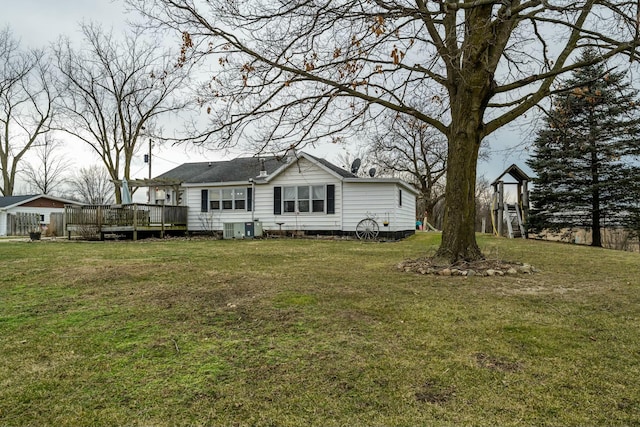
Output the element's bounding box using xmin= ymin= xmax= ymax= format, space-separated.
xmin=286 ymin=148 xmax=297 ymax=163
xmin=259 ymin=158 xmax=268 ymax=177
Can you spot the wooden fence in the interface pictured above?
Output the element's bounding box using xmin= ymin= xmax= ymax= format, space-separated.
xmin=49 ymin=213 xmax=64 ymax=237
xmin=7 ymin=212 xmax=41 ymax=236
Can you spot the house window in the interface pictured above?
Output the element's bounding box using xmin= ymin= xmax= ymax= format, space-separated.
xmin=234 ymin=188 xmax=246 ymax=210
xmin=298 ymin=186 xmax=310 ymax=212
xmin=208 ymin=187 xmax=250 ymax=211
xmin=276 ymin=184 xmax=333 ymax=214
xmin=399 ymin=189 xmax=403 ymax=207
xmin=222 ymin=188 xmax=233 ymax=209
xmin=283 ymin=186 xmax=296 ymax=213
xmin=312 ymin=185 xmax=325 ymax=212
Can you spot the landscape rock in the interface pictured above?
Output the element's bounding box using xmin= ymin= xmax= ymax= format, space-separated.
xmin=520 ymin=264 xmax=533 ymax=274
xmin=396 ymin=256 xmax=538 ymax=277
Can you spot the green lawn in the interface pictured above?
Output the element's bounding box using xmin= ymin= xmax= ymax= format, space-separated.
xmin=1 ymin=234 xmax=639 ymax=426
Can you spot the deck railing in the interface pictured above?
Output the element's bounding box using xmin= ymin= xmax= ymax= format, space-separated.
xmin=65 ymin=204 xmax=188 ymax=237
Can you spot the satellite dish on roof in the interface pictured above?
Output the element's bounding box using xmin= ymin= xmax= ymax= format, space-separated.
xmin=350 ymin=158 xmax=361 ymax=174
xmin=369 ymin=167 xmax=377 ymax=177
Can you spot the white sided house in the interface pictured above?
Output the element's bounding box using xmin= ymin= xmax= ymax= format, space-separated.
xmin=0 ymin=194 xmax=81 ymax=236
xmin=155 ymin=152 xmax=418 ymax=239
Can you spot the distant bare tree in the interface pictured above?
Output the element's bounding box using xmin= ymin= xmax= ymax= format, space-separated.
xmin=21 ymin=134 xmax=72 ymax=195
xmin=475 ymin=176 xmax=493 ymax=233
xmin=0 ymin=27 xmax=56 ymax=196
xmin=370 ymin=112 xmax=447 ymax=225
xmin=334 ymin=147 xmax=373 ymax=177
xmin=69 ymin=165 xmax=114 ymax=205
xmin=54 ymin=23 xmax=192 ymax=203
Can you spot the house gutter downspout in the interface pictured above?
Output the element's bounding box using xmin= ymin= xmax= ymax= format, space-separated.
xmin=249 ymin=178 xmax=255 ymax=222
xmin=340 ymin=180 xmax=344 ymax=232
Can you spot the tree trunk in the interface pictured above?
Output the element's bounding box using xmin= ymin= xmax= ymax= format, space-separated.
xmin=1 ymin=158 xmax=15 ymax=196
xmin=591 ymin=207 xmax=602 ymax=247
xmin=421 ymin=191 xmax=437 ymax=228
xmin=590 ymin=152 xmax=602 ymax=247
xmin=435 ymin=71 xmax=489 ymax=263
xmin=113 ymin=184 xmax=124 ymax=205
xmin=435 ymin=127 xmax=483 ymax=262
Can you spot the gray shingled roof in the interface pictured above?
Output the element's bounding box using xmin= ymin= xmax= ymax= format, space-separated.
xmin=156 ymin=153 xmax=356 ymax=183
xmin=155 ymin=156 xmax=288 ymax=183
xmin=304 ymin=153 xmax=357 ymax=178
xmin=0 ymin=195 xmax=38 ymax=208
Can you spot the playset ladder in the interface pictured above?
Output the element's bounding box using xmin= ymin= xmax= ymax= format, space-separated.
xmin=505 ymin=204 xmax=526 ymax=239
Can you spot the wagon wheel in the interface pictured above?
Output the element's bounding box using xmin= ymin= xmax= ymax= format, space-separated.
xmin=356 ymin=218 xmax=379 ymax=240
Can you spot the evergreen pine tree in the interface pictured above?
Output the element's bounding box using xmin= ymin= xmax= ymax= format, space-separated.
xmin=527 ymin=48 xmax=640 ymax=247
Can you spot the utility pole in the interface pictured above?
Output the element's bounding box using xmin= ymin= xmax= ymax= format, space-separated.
xmin=148 ymin=138 xmax=152 ymax=203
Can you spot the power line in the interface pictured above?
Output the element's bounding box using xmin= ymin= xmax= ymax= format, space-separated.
xmin=152 ymin=154 xmax=182 ymax=166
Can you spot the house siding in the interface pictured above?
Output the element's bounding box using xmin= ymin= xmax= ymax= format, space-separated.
xmin=22 ymin=199 xmax=66 ymax=208
xmin=0 ymin=212 xmax=7 ymax=236
xmin=396 ymin=185 xmax=417 ymax=230
xmin=255 ymin=157 xmax=343 ymax=233
xmin=185 ymin=185 xmax=255 ymax=232
xmin=342 ymin=182 xmax=416 ymax=232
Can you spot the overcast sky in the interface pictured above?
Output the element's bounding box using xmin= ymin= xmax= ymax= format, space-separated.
xmin=2 ymin=0 xmax=529 ymax=191
xmin=4 ymin=0 xmax=128 ymax=48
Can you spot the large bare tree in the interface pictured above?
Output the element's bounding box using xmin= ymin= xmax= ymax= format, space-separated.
xmin=0 ymin=27 xmax=56 ymax=196
xmin=54 ymin=23 xmax=192 ymax=203
xmin=129 ymin=0 xmax=640 ymax=262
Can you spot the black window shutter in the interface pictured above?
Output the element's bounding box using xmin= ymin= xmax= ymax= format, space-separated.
xmin=399 ymin=189 xmax=403 ymax=207
xmin=247 ymin=187 xmax=253 ymax=211
xmin=201 ymin=189 xmax=209 ymax=212
xmin=327 ymin=184 xmax=335 ymax=214
xmin=274 ymin=186 xmax=282 ymax=215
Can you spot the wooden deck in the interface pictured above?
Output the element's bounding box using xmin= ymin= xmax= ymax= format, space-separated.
xmin=65 ymin=204 xmax=188 ymax=240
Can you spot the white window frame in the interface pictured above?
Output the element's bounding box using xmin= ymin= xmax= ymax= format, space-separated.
xmin=209 ymin=187 xmax=248 ymax=211
xmin=282 ymin=185 xmax=327 ymax=214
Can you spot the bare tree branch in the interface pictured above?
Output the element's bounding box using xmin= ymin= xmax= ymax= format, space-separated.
xmin=53 ymin=23 xmax=194 ymax=203
xmin=0 ymin=27 xmax=56 ymax=196
xmin=21 ymin=134 xmax=72 ymax=195
xmin=68 ymin=164 xmax=114 ymax=205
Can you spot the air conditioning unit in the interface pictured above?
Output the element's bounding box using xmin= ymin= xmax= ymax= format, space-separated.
xmin=223 ymin=222 xmax=262 ymax=239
